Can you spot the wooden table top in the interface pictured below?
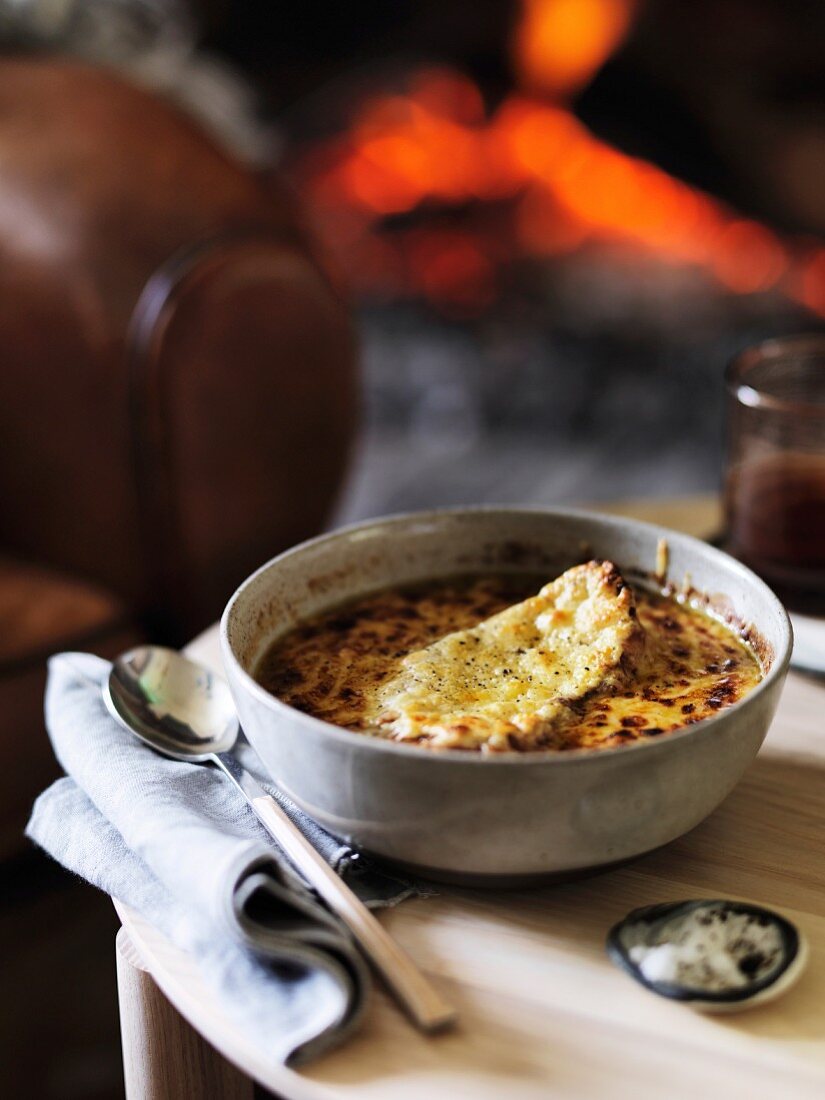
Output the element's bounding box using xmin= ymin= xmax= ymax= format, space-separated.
xmin=116 ymin=496 xmax=825 ymax=1099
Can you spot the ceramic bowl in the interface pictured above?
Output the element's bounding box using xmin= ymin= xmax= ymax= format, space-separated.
xmin=221 ymin=508 xmax=791 ymax=885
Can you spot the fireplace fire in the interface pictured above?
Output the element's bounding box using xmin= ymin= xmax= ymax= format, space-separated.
xmin=288 ymin=0 xmax=824 ymax=319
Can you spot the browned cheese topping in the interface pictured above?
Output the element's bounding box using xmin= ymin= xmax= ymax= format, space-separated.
xmin=256 ymin=564 xmax=763 ymax=753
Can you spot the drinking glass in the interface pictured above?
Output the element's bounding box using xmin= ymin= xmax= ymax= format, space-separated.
xmin=724 ymin=334 xmax=825 ymax=613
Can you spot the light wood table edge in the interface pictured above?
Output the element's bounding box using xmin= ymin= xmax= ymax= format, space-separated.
xmin=114 ymin=898 xmax=330 ymax=1099
xmin=115 ymin=925 xmax=254 ymax=1099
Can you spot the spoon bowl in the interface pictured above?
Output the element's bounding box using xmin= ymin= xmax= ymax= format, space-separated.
xmin=104 ymin=645 xmax=239 ymax=761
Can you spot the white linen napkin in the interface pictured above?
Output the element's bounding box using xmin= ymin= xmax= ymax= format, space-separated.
xmin=27 ymin=652 xmax=430 ymax=1064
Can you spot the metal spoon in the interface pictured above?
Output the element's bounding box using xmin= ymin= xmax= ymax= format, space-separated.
xmin=104 ymin=645 xmax=456 ymax=1033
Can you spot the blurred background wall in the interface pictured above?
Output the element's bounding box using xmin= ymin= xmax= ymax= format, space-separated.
xmin=0 ymin=1 xmax=822 ymax=1097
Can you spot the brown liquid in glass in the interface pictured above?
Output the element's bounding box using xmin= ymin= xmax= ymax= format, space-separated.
xmin=725 ymin=452 xmax=825 ymax=613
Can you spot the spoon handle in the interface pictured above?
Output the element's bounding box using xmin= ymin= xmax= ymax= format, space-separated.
xmin=250 ymin=792 xmax=457 ymax=1033
xmin=211 ymin=753 xmax=456 ymax=1032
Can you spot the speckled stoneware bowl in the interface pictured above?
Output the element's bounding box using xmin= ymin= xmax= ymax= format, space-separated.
xmin=221 ymin=508 xmax=791 ymax=885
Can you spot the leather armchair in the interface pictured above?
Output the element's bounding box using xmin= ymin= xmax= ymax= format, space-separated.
xmin=0 ymin=59 xmax=358 ymax=857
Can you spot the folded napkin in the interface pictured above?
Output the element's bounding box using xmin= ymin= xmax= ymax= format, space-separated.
xmin=27 ymin=653 xmax=431 ymax=1065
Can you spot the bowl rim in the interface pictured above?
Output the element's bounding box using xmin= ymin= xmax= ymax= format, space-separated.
xmin=220 ymin=505 xmax=793 ymax=767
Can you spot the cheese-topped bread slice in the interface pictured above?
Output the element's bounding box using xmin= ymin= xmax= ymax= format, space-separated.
xmin=370 ymin=560 xmax=645 ymax=751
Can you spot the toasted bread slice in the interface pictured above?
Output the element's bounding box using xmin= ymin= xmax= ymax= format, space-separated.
xmin=371 ymin=560 xmax=645 ymax=751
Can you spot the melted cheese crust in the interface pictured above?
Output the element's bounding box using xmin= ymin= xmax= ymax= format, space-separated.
xmin=256 ymin=567 xmax=762 ymax=753
xmin=372 ymin=561 xmax=643 ymax=750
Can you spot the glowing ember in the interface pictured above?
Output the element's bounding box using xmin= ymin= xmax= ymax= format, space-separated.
xmin=291 ymin=3 xmax=823 ymax=317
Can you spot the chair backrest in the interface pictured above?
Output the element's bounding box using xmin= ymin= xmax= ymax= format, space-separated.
xmin=0 ymin=59 xmax=358 ymax=640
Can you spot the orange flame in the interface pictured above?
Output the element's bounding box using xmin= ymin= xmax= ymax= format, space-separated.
xmin=294 ymin=4 xmax=824 ymax=317
xmin=514 ymin=0 xmax=638 ymax=97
